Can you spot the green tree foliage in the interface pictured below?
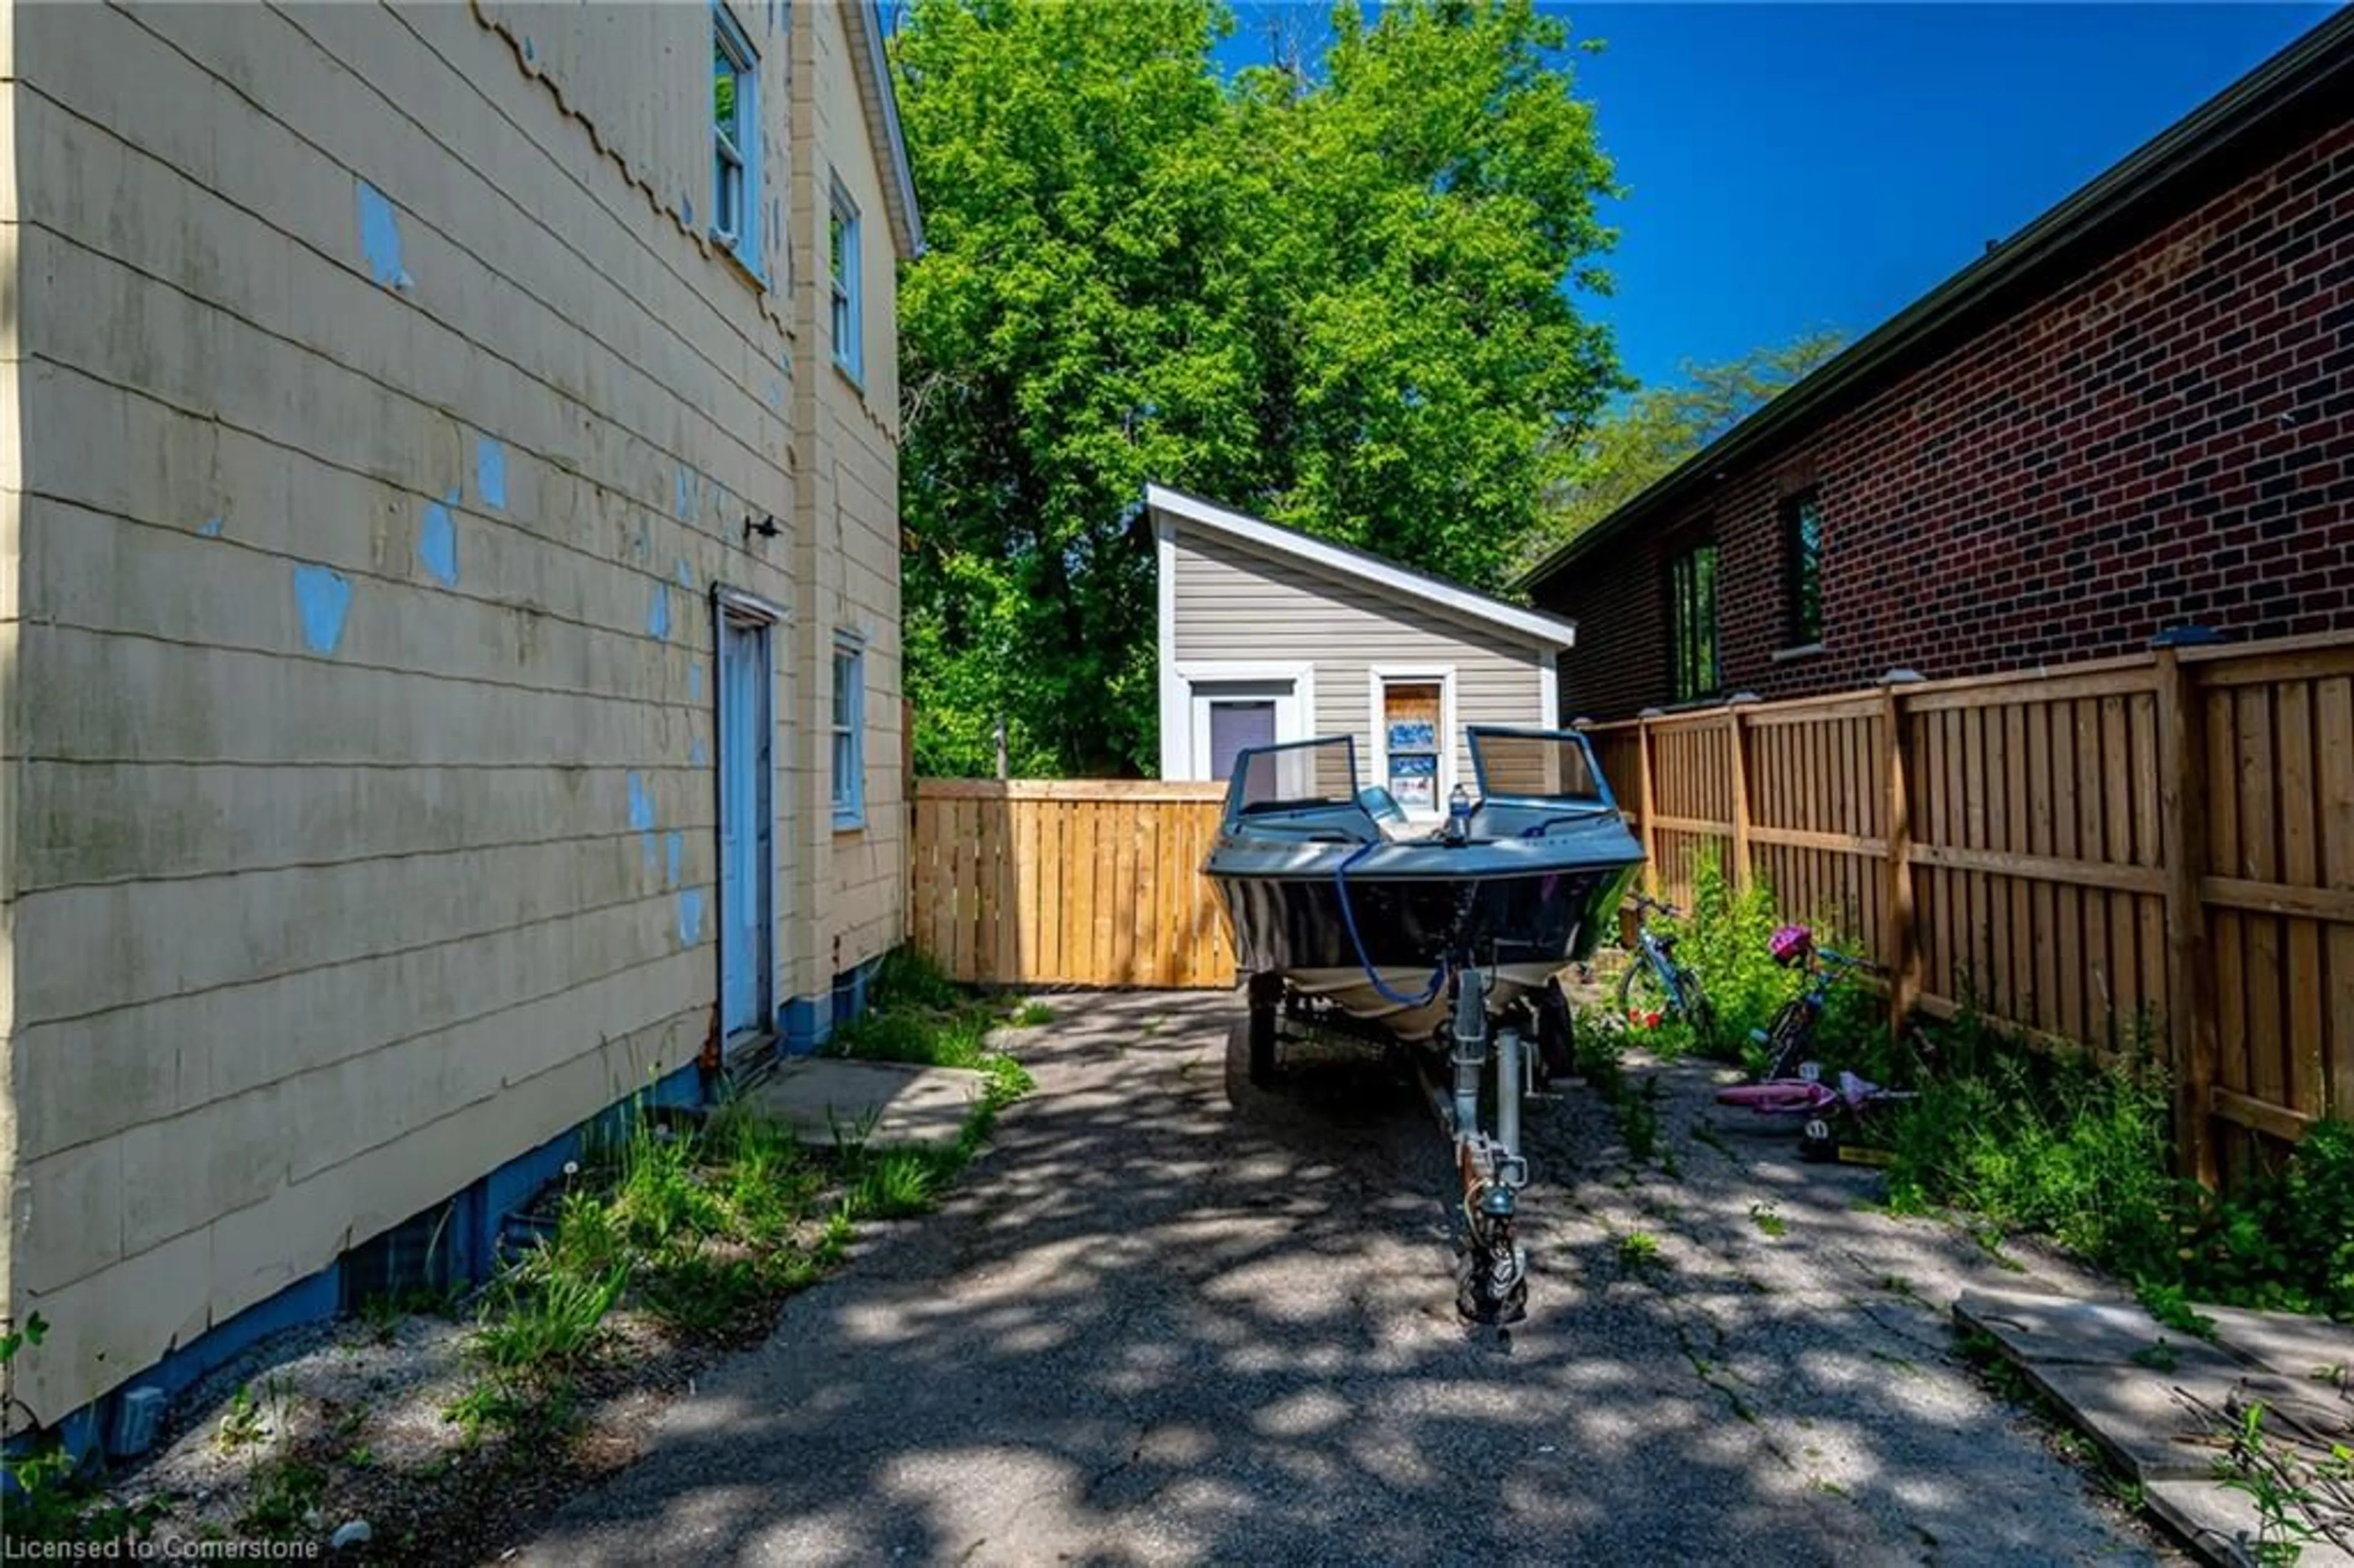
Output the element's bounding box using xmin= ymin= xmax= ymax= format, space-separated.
xmin=894 ymin=0 xmax=1621 ymax=775
xmin=1523 ymin=327 xmax=1847 ymax=570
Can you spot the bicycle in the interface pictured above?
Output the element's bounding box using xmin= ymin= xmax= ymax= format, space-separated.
xmin=1617 ymin=891 xmax=1716 ymax=1048
xmin=1751 ymin=924 xmax=1883 ymax=1082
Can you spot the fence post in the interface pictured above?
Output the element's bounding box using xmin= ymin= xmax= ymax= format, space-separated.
xmin=1726 ymin=701 xmax=1754 ymax=891
xmin=1636 ymin=712 xmax=1661 ymax=896
xmin=2155 ymin=642 xmax=2219 ymax=1186
xmin=1882 ymin=682 xmax=1918 ymax=1039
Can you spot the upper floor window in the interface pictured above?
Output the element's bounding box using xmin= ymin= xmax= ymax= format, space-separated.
xmin=1785 ymin=491 xmax=1824 ymax=646
xmin=712 ymin=7 xmax=758 ymax=267
xmin=830 ymin=186 xmax=863 ymax=382
xmin=832 ymin=631 xmax=866 ymax=829
xmin=1667 ymin=541 xmax=1720 ymax=703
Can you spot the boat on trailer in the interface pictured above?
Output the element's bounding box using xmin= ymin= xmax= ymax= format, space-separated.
xmin=1203 ymin=726 xmax=1644 ymax=1324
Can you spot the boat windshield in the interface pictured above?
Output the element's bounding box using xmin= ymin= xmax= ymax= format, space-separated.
xmin=1226 ymin=736 xmax=1360 ymax=817
xmin=1469 ymin=728 xmax=1614 ymax=808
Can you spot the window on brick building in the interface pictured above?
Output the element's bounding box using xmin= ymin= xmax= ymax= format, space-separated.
xmin=1785 ymin=492 xmax=1824 ymax=645
xmin=1668 ymin=543 xmax=1720 ymax=702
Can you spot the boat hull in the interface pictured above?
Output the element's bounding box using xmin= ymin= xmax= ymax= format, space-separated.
xmin=1208 ymin=861 xmax=1638 ymax=1037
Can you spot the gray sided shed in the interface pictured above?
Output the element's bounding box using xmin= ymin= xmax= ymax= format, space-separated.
xmin=1148 ymin=485 xmax=1578 ymax=821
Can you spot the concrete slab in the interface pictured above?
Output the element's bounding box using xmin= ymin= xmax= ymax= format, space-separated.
xmin=1956 ymin=1286 xmax=2243 ymax=1372
xmin=744 ymin=1058 xmax=988 ymax=1150
xmin=2014 ymin=1360 xmax=2233 ymax=1480
xmin=2201 ymin=1303 xmax=2354 ymax=1380
xmin=2146 ymin=1479 xmax=2354 ymax=1568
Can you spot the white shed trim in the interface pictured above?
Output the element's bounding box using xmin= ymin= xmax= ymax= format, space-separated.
xmin=1144 ymin=483 xmax=1577 ymax=651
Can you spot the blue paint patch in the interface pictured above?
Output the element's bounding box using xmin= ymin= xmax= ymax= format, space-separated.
xmin=196 ymin=515 xmax=225 ymax=538
xmin=476 ymin=438 xmax=508 ymax=509
xmin=677 ymin=889 xmax=704 ymax=946
xmin=688 ymin=661 xmax=703 ymax=701
xmin=675 ymin=559 xmax=693 ymax=592
xmin=417 ymin=491 xmax=460 ymax=588
xmin=522 ymin=34 xmax=535 ymax=62
xmin=635 ymin=524 xmax=650 ymax=561
xmin=647 ymin=583 xmax=671 ymax=641
xmin=293 ymin=565 xmax=352 ymax=654
xmin=666 ymin=831 xmax=684 ymax=889
xmin=766 ymin=379 xmax=783 ymax=410
xmin=673 ymin=466 xmax=690 ymax=520
xmin=355 ymin=181 xmax=411 ymax=291
xmin=642 ymin=829 xmax=659 ymax=875
xmin=690 ymin=737 xmax=709 ymax=767
xmin=683 ymin=196 xmax=695 ymax=230
xmin=627 ymin=771 xmax=655 ymax=832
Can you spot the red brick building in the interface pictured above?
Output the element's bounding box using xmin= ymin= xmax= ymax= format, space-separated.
xmin=1526 ymin=10 xmax=2354 ymax=722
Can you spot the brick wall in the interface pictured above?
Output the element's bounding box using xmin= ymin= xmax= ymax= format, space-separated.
xmin=1544 ymin=113 xmax=2354 ymax=721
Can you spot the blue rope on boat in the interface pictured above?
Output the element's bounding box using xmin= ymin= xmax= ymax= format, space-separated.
xmin=1334 ymin=840 xmax=1448 ymax=1008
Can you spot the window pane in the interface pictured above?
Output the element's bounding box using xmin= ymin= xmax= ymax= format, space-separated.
xmin=829 ymin=213 xmax=847 ymax=284
xmin=832 ymin=654 xmax=853 ymax=725
xmin=714 ymin=50 xmax=738 ymax=139
xmin=832 ymin=732 xmax=854 ymax=807
xmin=1206 ymin=701 xmax=1276 ymax=784
xmin=1790 ymin=496 xmax=1823 ymax=644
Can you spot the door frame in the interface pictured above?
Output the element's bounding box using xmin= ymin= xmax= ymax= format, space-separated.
xmin=1166 ymin=660 xmax=1316 ymax=780
xmin=710 ymin=584 xmax=786 ymax=1057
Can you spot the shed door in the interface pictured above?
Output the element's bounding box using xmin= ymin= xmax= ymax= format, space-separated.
xmin=1189 ymin=679 xmax=1303 ymax=783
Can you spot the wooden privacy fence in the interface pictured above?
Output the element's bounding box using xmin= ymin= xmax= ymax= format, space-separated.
xmin=1588 ymin=633 xmax=2354 ymax=1182
xmin=910 ymin=779 xmax=1236 ymax=989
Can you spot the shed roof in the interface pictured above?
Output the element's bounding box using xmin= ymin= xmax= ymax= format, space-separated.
xmin=1146 ymin=483 xmax=1578 ymax=650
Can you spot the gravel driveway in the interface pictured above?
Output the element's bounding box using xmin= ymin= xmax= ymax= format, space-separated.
xmin=518 ymin=991 xmax=2182 ymax=1567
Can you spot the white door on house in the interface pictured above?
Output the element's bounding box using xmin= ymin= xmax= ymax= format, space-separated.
xmin=1189 ymin=679 xmax=1305 ymax=783
xmin=717 ymin=614 xmax=774 ymax=1044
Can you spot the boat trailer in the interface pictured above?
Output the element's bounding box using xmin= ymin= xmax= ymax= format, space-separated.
xmin=1232 ymin=962 xmax=1574 ymax=1328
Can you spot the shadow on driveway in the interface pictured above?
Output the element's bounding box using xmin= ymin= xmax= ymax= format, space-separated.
xmin=516 ymin=991 xmax=2179 ymax=1567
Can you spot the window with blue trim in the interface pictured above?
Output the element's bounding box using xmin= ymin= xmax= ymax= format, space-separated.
xmin=832 ymin=633 xmax=865 ymax=828
xmin=829 ymin=186 xmax=863 ymax=381
xmin=712 ymin=6 xmax=759 ymax=268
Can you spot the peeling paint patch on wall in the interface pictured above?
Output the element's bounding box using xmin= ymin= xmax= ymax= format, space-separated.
xmin=417 ymin=489 xmax=460 ymax=588
xmin=647 ymin=583 xmax=671 ymax=640
xmin=674 ymin=560 xmax=693 ymax=592
xmin=677 ymin=889 xmax=705 ymax=946
xmin=626 ymin=771 xmax=655 ymax=832
xmin=355 ymin=181 xmax=413 ymax=291
xmin=292 ymin=565 xmax=352 ymax=655
xmin=476 ymin=438 xmax=508 ymax=509
xmin=665 ymin=831 xmax=683 ymax=889
xmin=688 ymin=661 xmax=703 ymax=701
xmin=196 ymin=516 xmax=226 ymax=538
xmin=672 ymin=466 xmax=691 ymax=520
xmin=690 ymin=737 xmax=709 ymax=767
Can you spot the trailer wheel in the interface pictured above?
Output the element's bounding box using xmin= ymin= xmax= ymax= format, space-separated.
xmin=1224 ymin=1018 xmax=1270 ymax=1111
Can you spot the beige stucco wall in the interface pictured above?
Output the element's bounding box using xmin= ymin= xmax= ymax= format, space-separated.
xmin=0 ymin=0 xmax=905 ymax=1423
xmin=1170 ymin=529 xmax=1552 ymax=793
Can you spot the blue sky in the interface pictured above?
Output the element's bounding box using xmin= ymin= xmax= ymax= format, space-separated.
xmin=1219 ymin=2 xmax=2342 ymax=389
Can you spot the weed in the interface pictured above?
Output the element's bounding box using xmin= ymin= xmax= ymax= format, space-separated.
xmin=849 ymin=1150 xmax=943 ymax=1219
xmin=1618 ymin=1231 xmax=1662 ymax=1269
xmin=2128 ymin=1339 xmax=2182 ymax=1373
xmin=1618 ymin=1075 xmax=1663 ymax=1164
xmin=216 ymin=1383 xmax=266 ymax=1453
xmin=240 ymin=1460 xmax=327 ymax=1540
xmin=472 ymin=1263 xmax=626 ymax=1371
xmin=1008 ymin=1000 xmax=1056 ymax=1027
xmin=2214 ymin=1400 xmax=2328 ymax=1566
xmin=2137 ymin=1280 xmax=2219 ymax=1342
xmin=1750 ymin=1201 xmax=1788 ymax=1239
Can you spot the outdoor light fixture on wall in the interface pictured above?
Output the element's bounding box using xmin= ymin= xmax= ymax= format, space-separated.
xmin=742 ymin=512 xmax=782 ymax=544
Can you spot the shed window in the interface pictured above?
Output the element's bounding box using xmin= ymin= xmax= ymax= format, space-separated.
xmin=1786 ymin=492 xmax=1824 ymax=646
xmin=712 ymin=7 xmax=758 ymax=265
xmin=1668 ymin=543 xmax=1719 ymax=703
xmin=1379 ymin=679 xmax=1444 ymax=815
